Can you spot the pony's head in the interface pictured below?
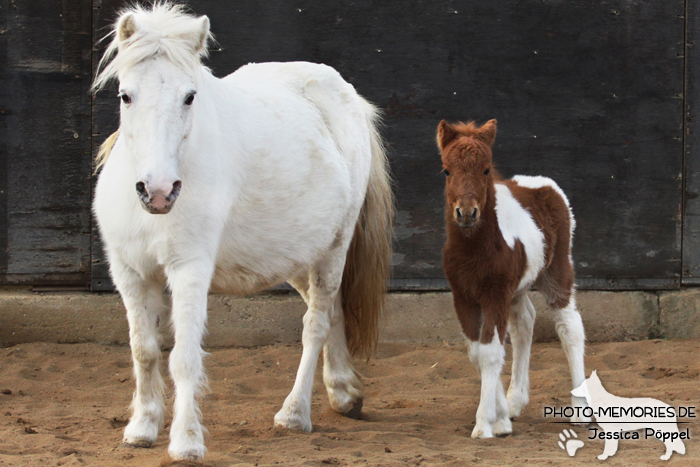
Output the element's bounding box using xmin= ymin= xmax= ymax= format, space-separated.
xmin=437 ymin=119 xmax=497 ymax=229
xmin=92 ymin=3 xmax=213 ymax=214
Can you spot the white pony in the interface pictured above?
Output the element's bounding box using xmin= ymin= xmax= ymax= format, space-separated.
xmin=91 ymin=4 xmax=393 ymax=462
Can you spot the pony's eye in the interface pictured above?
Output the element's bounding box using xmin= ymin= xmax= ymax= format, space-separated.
xmin=444 ymin=169 xmax=451 ymax=176
xmin=120 ymin=93 xmax=132 ymax=104
xmin=184 ymin=93 xmax=196 ymax=105
xmin=484 ymin=168 xmax=490 ymax=176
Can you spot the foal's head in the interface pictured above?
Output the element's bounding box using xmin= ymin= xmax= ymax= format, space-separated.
xmin=437 ymin=119 xmax=497 ymax=229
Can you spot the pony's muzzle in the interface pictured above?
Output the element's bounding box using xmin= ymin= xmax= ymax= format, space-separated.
xmin=136 ymin=179 xmax=182 ymax=214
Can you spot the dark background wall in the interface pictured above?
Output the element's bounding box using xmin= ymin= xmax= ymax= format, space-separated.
xmin=1 ymin=0 xmax=698 ymax=291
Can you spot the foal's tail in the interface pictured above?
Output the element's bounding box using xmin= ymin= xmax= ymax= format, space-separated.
xmin=341 ymin=99 xmax=395 ymax=360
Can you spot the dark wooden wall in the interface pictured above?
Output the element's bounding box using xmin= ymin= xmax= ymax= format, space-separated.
xmin=0 ymin=0 xmax=93 ymax=286
xmin=2 ymin=0 xmax=698 ymax=290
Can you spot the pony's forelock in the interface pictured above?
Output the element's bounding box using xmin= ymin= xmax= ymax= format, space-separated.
xmin=92 ymin=2 xmax=214 ymax=93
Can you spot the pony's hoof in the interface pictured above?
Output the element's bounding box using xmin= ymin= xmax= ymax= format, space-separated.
xmin=160 ymin=453 xmax=211 ymax=466
xmin=274 ymin=408 xmax=312 ymax=433
xmin=166 ymin=452 xmax=205 ymax=464
xmin=121 ymin=439 xmax=152 ymax=448
xmin=342 ymin=398 xmax=363 ymax=420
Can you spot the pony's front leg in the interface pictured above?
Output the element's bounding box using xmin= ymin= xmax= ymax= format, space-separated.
xmin=111 ymin=261 xmax=166 ymax=448
xmin=506 ymin=294 xmax=536 ymax=419
xmin=166 ymin=261 xmax=213 ymax=461
xmin=275 ymin=260 xmax=341 ymax=432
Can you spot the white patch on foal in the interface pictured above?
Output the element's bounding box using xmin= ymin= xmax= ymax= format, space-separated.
xmin=512 ymin=175 xmax=576 ymax=234
xmin=494 ymin=183 xmax=545 ymax=292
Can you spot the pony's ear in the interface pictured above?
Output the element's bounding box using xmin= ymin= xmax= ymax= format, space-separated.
xmin=476 ymin=119 xmax=497 ymax=146
xmin=192 ymin=15 xmax=211 ymax=55
xmin=437 ymin=120 xmax=458 ymax=151
xmin=117 ymin=12 xmax=138 ymax=43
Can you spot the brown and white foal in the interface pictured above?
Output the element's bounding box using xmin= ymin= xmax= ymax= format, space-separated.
xmin=438 ymin=119 xmax=589 ymax=439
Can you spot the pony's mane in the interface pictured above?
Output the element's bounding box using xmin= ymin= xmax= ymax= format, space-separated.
xmin=92 ymin=2 xmax=213 ymax=93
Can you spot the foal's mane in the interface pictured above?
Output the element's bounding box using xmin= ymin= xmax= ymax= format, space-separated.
xmin=441 ymin=121 xmax=497 ymax=171
xmin=91 ymin=2 xmax=214 ymax=93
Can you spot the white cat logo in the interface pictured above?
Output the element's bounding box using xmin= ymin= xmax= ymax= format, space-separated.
xmin=571 ymin=371 xmax=686 ymax=460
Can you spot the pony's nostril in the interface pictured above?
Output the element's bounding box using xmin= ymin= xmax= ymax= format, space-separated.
xmin=170 ymin=180 xmax=182 ymax=200
xmin=136 ymin=181 xmax=147 ymax=197
xmin=471 ymin=207 xmax=479 ymax=220
xmin=455 ymin=207 xmax=463 ymax=220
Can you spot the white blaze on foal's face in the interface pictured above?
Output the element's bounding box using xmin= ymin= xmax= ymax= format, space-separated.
xmin=119 ymin=58 xmax=196 ymax=214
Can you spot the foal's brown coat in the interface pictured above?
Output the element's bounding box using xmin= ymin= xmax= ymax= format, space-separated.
xmin=439 ymin=120 xmax=574 ymax=345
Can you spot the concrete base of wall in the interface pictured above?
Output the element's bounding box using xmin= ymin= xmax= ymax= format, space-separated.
xmin=0 ymin=287 xmax=696 ymax=348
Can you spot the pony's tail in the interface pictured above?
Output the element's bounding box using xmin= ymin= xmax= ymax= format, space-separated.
xmin=95 ymin=130 xmax=120 ymax=173
xmin=341 ymin=99 xmax=394 ymax=360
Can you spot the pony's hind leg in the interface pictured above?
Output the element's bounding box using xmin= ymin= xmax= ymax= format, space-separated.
xmin=110 ymin=261 xmax=166 ymax=448
xmin=506 ymin=294 xmax=536 ymax=419
xmin=550 ymin=294 xmax=590 ymax=425
xmin=323 ymin=293 xmax=363 ymax=418
xmin=290 ymin=269 xmax=363 ymax=418
xmin=275 ymin=254 xmax=344 ymax=432
xmin=165 ymin=260 xmax=213 ymax=461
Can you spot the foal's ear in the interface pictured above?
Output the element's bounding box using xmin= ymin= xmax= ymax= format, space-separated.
xmin=117 ymin=12 xmax=138 ymax=43
xmin=437 ymin=120 xmax=458 ymax=151
xmin=476 ymin=119 xmax=497 ymax=146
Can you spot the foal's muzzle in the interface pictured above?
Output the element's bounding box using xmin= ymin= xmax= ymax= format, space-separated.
xmin=136 ymin=180 xmax=182 ymax=214
xmin=455 ymin=205 xmax=479 ymax=229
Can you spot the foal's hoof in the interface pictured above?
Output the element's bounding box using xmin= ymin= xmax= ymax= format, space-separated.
xmin=471 ymin=425 xmax=493 ymax=439
xmin=121 ymin=439 xmax=152 ymax=448
xmin=570 ymin=415 xmax=591 ymax=427
xmin=342 ymin=398 xmax=363 ymax=420
xmin=493 ymin=417 xmax=513 ymax=437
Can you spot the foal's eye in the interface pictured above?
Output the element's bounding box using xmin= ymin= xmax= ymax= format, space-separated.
xmin=484 ymin=168 xmax=490 ymax=176
xmin=443 ymin=169 xmax=451 ymax=177
xmin=184 ymin=93 xmax=196 ymax=105
xmin=120 ymin=93 xmax=132 ymax=104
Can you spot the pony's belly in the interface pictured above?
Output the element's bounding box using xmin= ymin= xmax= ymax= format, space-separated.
xmin=209 ymin=262 xmax=299 ymax=295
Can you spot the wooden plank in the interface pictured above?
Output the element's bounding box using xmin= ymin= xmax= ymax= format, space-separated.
xmin=0 ymin=0 xmax=93 ymax=285
xmin=0 ymin=0 xmax=9 ymax=274
xmin=683 ymin=0 xmax=700 ymax=282
xmin=91 ymin=0 xmax=685 ymax=290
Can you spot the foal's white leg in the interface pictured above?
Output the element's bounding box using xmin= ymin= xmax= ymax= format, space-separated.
xmin=166 ymin=261 xmax=213 ymax=461
xmin=468 ymin=331 xmax=512 ymax=438
xmin=323 ymin=293 xmax=363 ymax=417
xmin=551 ymin=295 xmax=591 ymax=425
xmin=275 ymin=256 xmax=343 ymax=432
xmin=111 ymin=261 xmax=166 ymax=448
xmin=506 ymin=294 xmax=535 ymax=419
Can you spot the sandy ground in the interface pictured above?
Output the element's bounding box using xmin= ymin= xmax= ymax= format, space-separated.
xmin=0 ymin=339 xmax=698 ymax=467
